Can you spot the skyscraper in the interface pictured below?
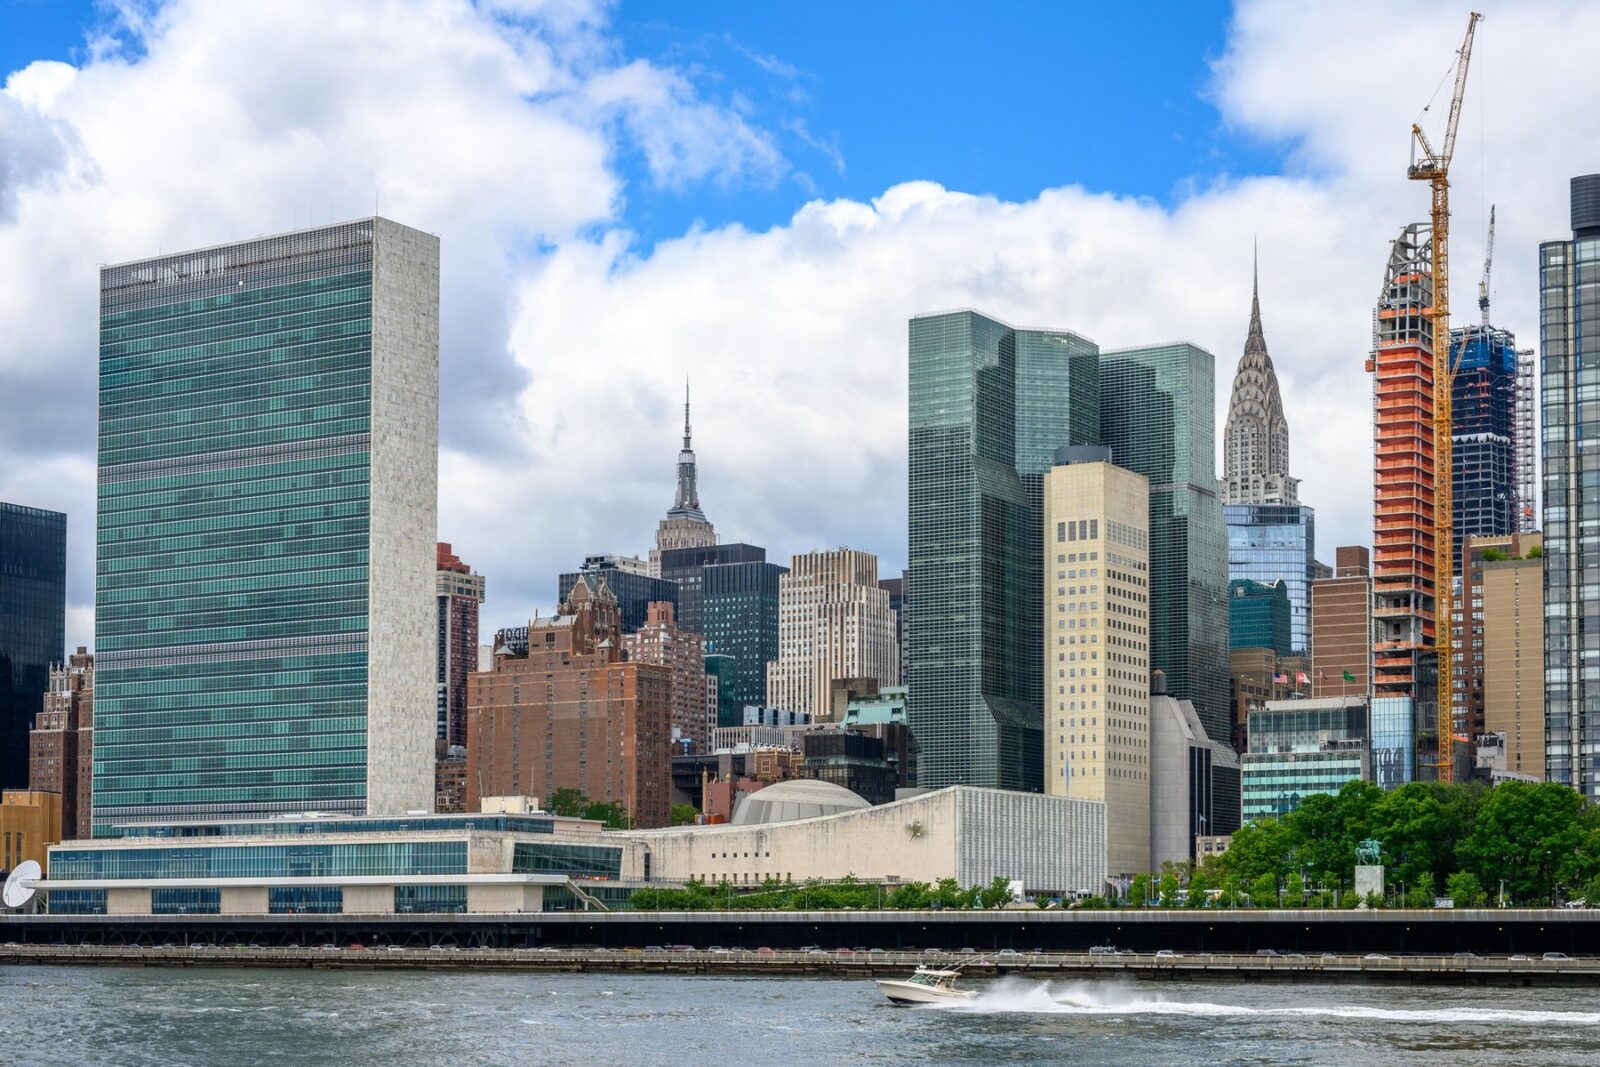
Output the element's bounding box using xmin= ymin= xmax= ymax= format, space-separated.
xmin=702 ymin=560 xmax=786 ymax=716
xmin=650 ymin=384 xmax=716 ymax=575
xmin=1221 ymin=259 xmax=1318 ymax=655
xmin=0 ymin=502 xmax=66 ymax=792
xmin=1368 ymin=223 xmax=1439 ymax=788
xmin=1310 ymin=546 xmax=1373 ymax=700
xmin=1041 ymin=446 xmax=1150 ymax=879
xmin=767 ymin=547 xmax=898 ymax=718
xmin=94 ymin=219 xmax=438 ymax=831
xmin=657 ymin=543 xmax=765 ymax=635
xmin=1448 ymin=324 xmax=1518 ymax=571
xmin=1481 ymin=533 xmax=1543 ymax=779
xmin=1222 ymin=259 xmax=1297 ymax=508
xmin=435 ymin=543 xmax=485 ymax=749
xmin=907 ymin=310 xmax=1098 ymax=792
xmin=1100 ymin=343 xmax=1230 ymax=747
xmin=1228 ymin=579 xmax=1292 ymax=658
xmin=1542 ymin=174 xmax=1600 ymax=797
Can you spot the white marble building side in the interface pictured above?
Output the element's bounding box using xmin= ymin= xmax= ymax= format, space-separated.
xmin=365 ymin=217 xmax=439 ymax=815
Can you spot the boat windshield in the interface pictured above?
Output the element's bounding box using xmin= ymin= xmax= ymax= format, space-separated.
xmin=908 ymin=971 xmax=951 ymax=987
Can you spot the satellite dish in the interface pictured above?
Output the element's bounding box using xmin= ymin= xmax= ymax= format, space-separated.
xmin=3 ymin=860 xmax=41 ymax=909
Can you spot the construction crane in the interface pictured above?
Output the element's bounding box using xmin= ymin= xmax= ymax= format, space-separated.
xmin=1408 ymin=10 xmax=1481 ymax=783
xmin=1479 ymin=204 xmax=1496 ymax=328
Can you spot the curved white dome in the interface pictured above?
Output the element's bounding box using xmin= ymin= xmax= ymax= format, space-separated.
xmin=730 ymin=779 xmax=871 ymax=826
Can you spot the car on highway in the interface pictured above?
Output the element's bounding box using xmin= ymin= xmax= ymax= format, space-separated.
xmin=1155 ymin=950 xmax=1181 ymax=959
xmin=1363 ymin=953 xmax=1391 ymax=960
xmin=1509 ymin=954 xmax=1531 ymax=961
xmin=1453 ymin=952 xmax=1479 ymax=959
xmin=922 ymin=947 xmax=945 ymax=956
xmin=998 ymin=948 xmax=1021 ymax=957
xmin=1088 ymin=945 xmax=1119 ymax=956
xmin=386 ymin=945 xmax=406 ymax=953
xmin=669 ymin=944 xmax=694 ymax=953
xmin=1543 ymin=952 xmax=1571 ymax=961
xmin=755 ymin=947 xmax=776 ymax=956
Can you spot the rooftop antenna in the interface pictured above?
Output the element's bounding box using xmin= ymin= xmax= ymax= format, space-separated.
xmin=2 ymin=859 xmax=40 ymax=912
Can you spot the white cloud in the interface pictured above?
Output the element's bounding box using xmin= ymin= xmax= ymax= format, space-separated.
xmin=2 ymin=0 xmax=1598 ymax=647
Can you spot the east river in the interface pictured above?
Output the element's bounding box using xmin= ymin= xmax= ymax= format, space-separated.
xmin=3 ymin=966 xmax=1598 ymax=1065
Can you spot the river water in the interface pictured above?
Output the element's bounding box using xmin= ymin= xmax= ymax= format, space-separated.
xmin=2 ymin=966 xmax=1596 ymax=1066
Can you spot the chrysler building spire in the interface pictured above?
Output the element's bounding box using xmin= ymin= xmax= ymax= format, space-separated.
xmin=1223 ymin=249 xmax=1298 ymax=505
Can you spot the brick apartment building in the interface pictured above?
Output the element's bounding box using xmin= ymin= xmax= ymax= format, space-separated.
xmin=28 ymin=646 xmax=93 ymax=840
xmin=466 ymin=580 xmax=672 ymax=828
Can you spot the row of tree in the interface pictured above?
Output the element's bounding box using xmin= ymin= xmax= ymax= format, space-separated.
xmin=629 ymin=875 xmax=1017 ymax=911
xmin=1167 ymin=779 xmax=1600 ymax=908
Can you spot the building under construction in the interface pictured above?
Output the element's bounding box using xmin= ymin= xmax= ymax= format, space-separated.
xmin=1367 ymin=223 xmax=1439 ymax=788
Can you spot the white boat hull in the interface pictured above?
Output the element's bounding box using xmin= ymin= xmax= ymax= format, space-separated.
xmin=876 ymin=979 xmax=978 ymax=1006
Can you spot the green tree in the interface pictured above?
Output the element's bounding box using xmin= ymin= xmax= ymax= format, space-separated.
xmin=1129 ymin=873 xmax=1152 ymax=908
xmin=1445 ymin=871 xmax=1485 ymax=908
xmin=1158 ymin=873 xmax=1181 ymax=908
xmin=1457 ymin=781 xmax=1585 ymax=905
xmin=1249 ymin=872 xmax=1278 ymax=909
xmin=1405 ymin=874 xmax=1436 ymax=909
xmin=885 ymin=882 xmax=932 ymax=910
xmin=546 ymin=788 xmax=587 ymax=818
xmin=1186 ymin=869 xmax=1212 ymax=908
xmin=670 ymin=804 xmax=699 ymax=826
xmin=582 ymin=800 xmax=633 ymax=829
xmin=1284 ymin=871 xmax=1306 ymax=907
xmin=977 ymin=877 xmax=1014 ymax=910
xmin=1221 ymin=874 xmax=1244 ymax=909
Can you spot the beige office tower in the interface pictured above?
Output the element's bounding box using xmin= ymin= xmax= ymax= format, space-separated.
xmin=1482 ymin=533 xmax=1544 ymax=778
xmin=766 ymin=547 xmax=898 ymax=718
xmin=1043 ymin=447 xmax=1150 ymax=882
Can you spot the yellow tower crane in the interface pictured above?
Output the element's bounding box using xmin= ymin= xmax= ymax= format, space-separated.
xmin=1408 ymin=10 xmax=1481 ymax=782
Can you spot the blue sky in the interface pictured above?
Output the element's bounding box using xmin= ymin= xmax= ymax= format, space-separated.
xmin=609 ymin=1 xmax=1284 ymax=243
xmin=4 ymin=0 xmax=1592 ymax=644
xmin=2 ymin=0 xmax=1281 ymax=245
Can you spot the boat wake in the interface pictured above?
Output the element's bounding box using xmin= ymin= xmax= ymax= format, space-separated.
xmin=922 ymin=980 xmax=1600 ymax=1026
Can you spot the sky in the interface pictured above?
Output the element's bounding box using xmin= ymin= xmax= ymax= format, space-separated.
xmin=1 ymin=0 xmax=1597 ymax=649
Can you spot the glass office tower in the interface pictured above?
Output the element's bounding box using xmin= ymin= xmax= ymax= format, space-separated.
xmin=701 ymin=561 xmax=786 ymax=714
xmin=1543 ymin=174 xmax=1600 ymax=798
xmin=0 ymin=502 xmax=66 ymax=790
xmin=94 ymin=219 xmax=438 ymax=832
xmin=1224 ymin=502 xmax=1317 ymax=655
xmin=906 ymin=310 xmax=1098 ymax=792
xmin=1099 ymin=343 xmax=1230 ymax=747
xmin=1448 ymin=324 xmax=1518 ymax=572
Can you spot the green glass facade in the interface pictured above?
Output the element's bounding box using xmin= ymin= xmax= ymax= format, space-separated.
xmin=1099 ymin=344 xmax=1230 ymax=746
xmin=907 ymin=311 xmax=1098 ymax=791
xmin=702 ymin=561 xmax=785 ymax=713
xmin=94 ymin=220 xmax=437 ymax=833
xmin=1227 ymin=578 xmax=1292 ymax=657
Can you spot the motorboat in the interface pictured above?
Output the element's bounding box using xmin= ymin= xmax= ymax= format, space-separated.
xmin=876 ymin=966 xmax=979 ymax=1006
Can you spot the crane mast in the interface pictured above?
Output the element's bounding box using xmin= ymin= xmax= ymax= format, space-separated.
xmin=1480 ymin=204 xmax=1495 ymax=328
xmin=1408 ymin=11 xmax=1481 ymax=783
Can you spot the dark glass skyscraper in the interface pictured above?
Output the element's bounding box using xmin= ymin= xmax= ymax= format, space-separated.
xmin=1100 ymin=343 xmax=1230 ymax=746
xmin=1228 ymin=579 xmax=1291 ymax=657
xmin=1543 ymin=174 xmax=1600 ymax=797
xmin=657 ymin=543 xmax=765 ymax=635
xmin=906 ymin=310 xmax=1097 ymax=791
xmin=0 ymin=502 xmax=66 ymax=790
xmin=1448 ymin=324 xmax=1517 ymax=572
xmin=94 ymin=219 xmax=438 ymax=832
xmin=702 ymin=560 xmax=786 ymax=714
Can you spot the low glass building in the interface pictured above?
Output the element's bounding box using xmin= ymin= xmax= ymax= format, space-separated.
xmin=38 ymin=810 xmax=637 ymax=916
xmin=1241 ymin=697 xmax=1369 ymax=822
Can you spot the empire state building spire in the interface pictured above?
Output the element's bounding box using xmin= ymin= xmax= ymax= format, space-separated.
xmin=653 ymin=380 xmax=717 ymax=563
xmin=1223 ymin=247 xmax=1298 ymax=505
xmin=674 ymin=381 xmax=700 ymax=513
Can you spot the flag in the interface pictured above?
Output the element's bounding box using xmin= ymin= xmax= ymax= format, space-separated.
xmin=1317 ymin=669 xmax=1326 ymax=682
xmin=1273 ymin=673 xmax=1289 ymax=684
xmin=1296 ymin=672 xmax=1309 ymax=685
xmin=1343 ymin=670 xmax=1357 ymax=683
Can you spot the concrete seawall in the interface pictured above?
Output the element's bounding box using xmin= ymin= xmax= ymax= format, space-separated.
xmin=3 ymin=944 xmax=1598 ymax=985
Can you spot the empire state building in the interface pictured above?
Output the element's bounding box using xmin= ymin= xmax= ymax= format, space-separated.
xmin=650 ymin=384 xmax=717 ymax=572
